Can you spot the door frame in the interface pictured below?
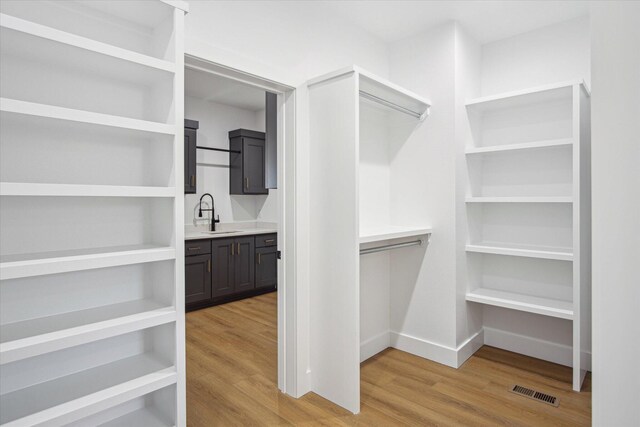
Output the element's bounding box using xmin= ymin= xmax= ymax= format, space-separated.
xmin=184 ymin=53 xmax=298 ymax=395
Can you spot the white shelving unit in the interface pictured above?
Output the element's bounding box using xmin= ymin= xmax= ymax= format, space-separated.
xmin=0 ymin=1 xmax=187 ymax=425
xmin=307 ymin=66 xmax=431 ymax=413
xmin=464 ymin=80 xmax=591 ymax=391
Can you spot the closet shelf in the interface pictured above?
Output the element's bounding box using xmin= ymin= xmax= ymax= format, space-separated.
xmin=0 ymin=245 xmax=176 ymax=280
xmin=465 ymin=196 xmax=573 ymax=203
xmin=465 ymin=80 xmax=587 ymax=113
xmin=0 ymin=183 xmax=175 ymax=198
xmin=359 ymin=225 xmax=432 ymax=244
xmin=466 ymin=243 xmax=573 ymax=261
xmin=0 ymin=301 xmax=176 ymax=365
xmin=0 ymin=354 xmax=176 ymax=426
xmin=466 ymin=288 xmax=574 ymax=320
xmin=308 ymin=66 xmax=431 ymax=119
xmin=0 ymin=13 xmax=175 ymax=74
xmin=465 ymin=138 xmax=573 ymax=155
xmin=0 ymin=98 xmax=175 ymax=136
xmin=99 ymin=407 xmax=174 ymax=427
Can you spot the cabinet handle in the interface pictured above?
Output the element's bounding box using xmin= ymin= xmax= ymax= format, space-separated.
xmin=188 ymin=246 xmax=200 ymax=251
xmin=264 ymin=239 xmax=275 ymax=244
xmin=258 ymin=252 xmax=261 ymax=265
xmin=231 ymin=243 xmax=234 ymax=256
xmin=191 ymin=175 xmax=195 ymax=186
xmin=245 ymin=176 xmax=249 ymax=189
xmin=207 ymin=259 xmax=211 ymax=273
xmin=237 ymin=242 xmax=241 ymax=255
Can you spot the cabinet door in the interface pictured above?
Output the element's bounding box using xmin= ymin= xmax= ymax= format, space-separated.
xmin=184 ymin=128 xmax=197 ymax=194
xmin=255 ymin=246 xmax=277 ymax=289
xmin=265 ymin=92 xmax=277 ymax=189
xmin=185 ymin=254 xmax=211 ymax=305
xmin=212 ymin=238 xmax=235 ymax=298
xmin=234 ymin=237 xmax=255 ymax=292
xmin=242 ymin=137 xmax=268 ymax=194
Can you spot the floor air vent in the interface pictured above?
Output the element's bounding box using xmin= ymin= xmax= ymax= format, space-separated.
xmin=510 ymin=384 xmax=559 ymax=407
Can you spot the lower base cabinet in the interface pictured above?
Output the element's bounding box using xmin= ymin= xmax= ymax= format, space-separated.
xmin=186 ymin=233 xmax=276 ymax=311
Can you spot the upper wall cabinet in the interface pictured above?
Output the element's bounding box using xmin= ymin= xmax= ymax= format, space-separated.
xmin=265 ymin=91 xmax=277 ymax=189
xmin=184 ymin=119 xmax=198 ymax=194
xmin=229 ymin=129 xmax=269 ymax=195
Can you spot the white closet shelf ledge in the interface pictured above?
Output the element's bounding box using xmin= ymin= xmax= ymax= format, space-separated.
xmin=465 ymin=79 xmax=589 ymax=113
xmin=466 ymin=196 xmax=573 ymax=203
xmin=99 ymin=406 xmax=174 ymax=427
xmin=0 ymin=355 xmax=176 ymax=427
xmin=466 ymin=288 xmax=574 ymax=320
xmin=466 ymin=243 xmax=573 ymax=261
xmin=0 ymin=301 xmax=176 ymax=365
xmin=0 ymin=245 xmax=175 ymax=280
xmin=0 ymin=183 xmax=175 ymax=198
xmin=465 ymin=138 xmax=573 ymax=154
xmin=0 ymin=98 xmax=176 ymax=135
xmin=359 ymin=225 xmax=432 ymax=244
xmin=0 ymin=13 xmax=176 ymax=73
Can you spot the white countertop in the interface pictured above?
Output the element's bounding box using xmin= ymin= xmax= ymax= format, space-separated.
xmin=185 ymin=222 xmax=277 ymax=241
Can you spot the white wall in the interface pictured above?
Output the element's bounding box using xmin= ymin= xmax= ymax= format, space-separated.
xmin=387 ymin=22 xmax=458 ymax=351
xmin=185 ymin=1 xmax=389 ymax=86
xmin=591 ymin=2 xmax=640 ymax=425
xmin=481 ymin=16 xmax=590 ymax=95
xmin=184 ymin=96 xmax=277 ymax=225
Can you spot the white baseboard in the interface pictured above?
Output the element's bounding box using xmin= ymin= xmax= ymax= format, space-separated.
xmin=456 ymin=329 xmax=485 ymax=367
xmin=484 ymin=327 xmax=592 ymax=371
xmin=360 ymin=331 xmax=391 ymax=363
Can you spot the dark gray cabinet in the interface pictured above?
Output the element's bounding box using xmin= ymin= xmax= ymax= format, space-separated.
xmin=211 ymin=238 xmax=235 ymax=298
xmin=229 ymin=129 xmax=269 ymax=195
xmin=265 ymin=92 xmax=277 ymax=189
xmin=211 ymin=236 xmax=255 ymax=297
xmin=186 ymin=234 xmax=274 ymax=311
xmin=184 ymin=119 xmax=198 ymax=194
xmin=185 ymin=239 xmax=212 ymax=306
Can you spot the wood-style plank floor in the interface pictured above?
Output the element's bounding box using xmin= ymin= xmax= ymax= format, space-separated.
xmin=186 ymin=292 xmax=591 ymax=426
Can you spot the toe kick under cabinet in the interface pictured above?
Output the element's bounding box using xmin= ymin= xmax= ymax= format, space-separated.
xmin=185 ymin=233 xmax=277 ymax=311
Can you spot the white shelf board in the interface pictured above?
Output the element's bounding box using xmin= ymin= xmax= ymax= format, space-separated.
xmin=465 ymin=79 xmax=587 ymax=113
xmin=0 ymin=183 xmax=175 ymax=198
xmin=0 ymin=98 xmax=175 ymax=136
xmin=0 ymin=13 xmax=175 ymax=74
xmin=466 ymin=243 xmax=573 ymax=261
xmin=100 ymin=406 xmax=174 ymax=427
xmin=360 ymin=225 xmax=432 ymax=244
xmin=466 ymin=288 xmax=574 ymax=320
xmin=0 ymin=300 xmax=176 ymax=365
xmin=0 ymin=354 xmax=176 ymax=426
xmin=0 ymin=245 xmax=175 ymax=280
xmin=466 ymin=196 xmax=573 ymax=203
xmin=465 ymin=138 xmax=573 ymax=155
xmin=307 ymin=65 xmax=431 ymax=118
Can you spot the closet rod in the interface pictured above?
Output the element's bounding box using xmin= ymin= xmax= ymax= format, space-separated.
xmin=360 ymin=239 xmax=424 ymax=255
xmin=359 ymin=90 xmax=426 ymax=121
xmin=196 ymin=146 xmax=241 ymax=154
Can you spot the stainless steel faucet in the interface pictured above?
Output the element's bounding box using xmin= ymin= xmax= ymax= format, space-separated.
xmin=198 ymin=193 xmax=220 ymax=231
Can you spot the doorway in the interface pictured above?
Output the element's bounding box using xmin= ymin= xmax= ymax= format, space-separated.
xmin=183 ymin=53 xmax=297 ymax=406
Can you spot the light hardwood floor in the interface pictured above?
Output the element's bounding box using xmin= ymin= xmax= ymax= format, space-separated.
xmin=186 ymin=292 xmax=591 ymax=426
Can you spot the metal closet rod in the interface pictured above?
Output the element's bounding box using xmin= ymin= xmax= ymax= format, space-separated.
xmin=359 ymin=90 xmax=426 ymax=121
xmin=196 ymin=146 xmax=241 ymax=154
xmin=360 ymin=239 xmax=424 ymax=255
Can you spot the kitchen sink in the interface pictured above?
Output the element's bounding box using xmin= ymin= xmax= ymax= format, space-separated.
xmin=202 ymin=230 xmax=240 ymax=235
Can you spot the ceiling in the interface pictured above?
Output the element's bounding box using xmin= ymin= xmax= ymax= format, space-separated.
xmin=185 ymin=67 xmax=266 ymax=111
xmin=306 ymin=1 xmax=589 ymax=44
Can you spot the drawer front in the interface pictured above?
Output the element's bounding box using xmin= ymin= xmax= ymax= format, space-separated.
xmin=255 ymin=233 xmax=277 ymax=248
xmin=185 ymin=240 xmax=211 ymax=256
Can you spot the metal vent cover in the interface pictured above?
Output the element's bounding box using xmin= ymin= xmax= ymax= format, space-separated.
xmin=510 ymin=384 xmax=559 ymax=407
